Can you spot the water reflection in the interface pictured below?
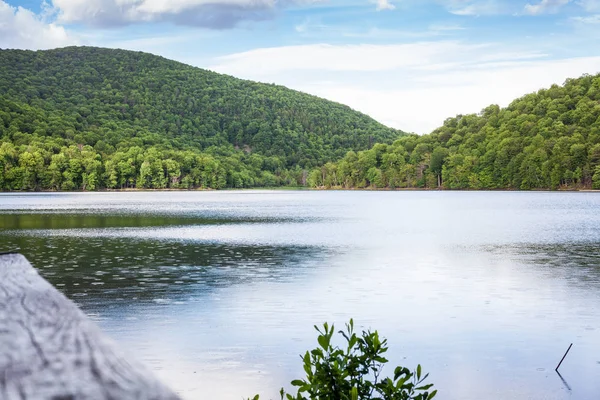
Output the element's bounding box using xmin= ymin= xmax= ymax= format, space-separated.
xmin=1 ymin=191 xmax=600 ymax=400
xmin=0 ymin=234 xmax=328 ymax=310
xmin=0 ymin=212 xmax=303 ymax=230
xmin=486 ymin=242 xmax=600 ymax=288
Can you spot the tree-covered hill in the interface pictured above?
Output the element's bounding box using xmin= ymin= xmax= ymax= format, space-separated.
xmin=0 ymin=46 xmax=402 ymax=190
xmin=308 ymin=73 xmax=600 ymax=190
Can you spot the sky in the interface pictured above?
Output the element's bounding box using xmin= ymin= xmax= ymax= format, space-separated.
xmin=1 ymin=0 xmax=600 ymax=134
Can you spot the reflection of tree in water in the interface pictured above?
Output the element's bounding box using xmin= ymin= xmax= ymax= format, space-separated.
xmin=0 ymin=212 xmax=307 ymax=230
xmin=486 ymin=242 xmax=600 ymax=288
xmin=0 ymin=235 xmax=329 ymax=307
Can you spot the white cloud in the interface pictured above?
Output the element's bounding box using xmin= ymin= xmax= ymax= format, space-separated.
xmin=445 ymin=0 xmax=507 ymax=15
xmin=429 ymin=23 xmax=465 ymax=31
xmin=208 ymin=42 xmax=506 ymax=75
xmin=571 ymin=14 xmax=600 ymax=24
xmin=301 ymin=57 xmax=600 ymax=134
xmin=0 ymin=1 xmax=75 ymax=49
xmin=50 ymin=0 xmax=323 ymax=28
xmin=578 ymin=0 xmax=600 ymax=11
xmin=442 ymin=0 xmax=581 ymax=15
xmin=206 ymin=41 xmax=600 ymax=134
xmin=571 ymin=13 xmax=600 ymax=22
xmin=292 ymin=22 xmax=465 ymax=40
xmin=373 ymin=0 xmax=395 ymax=11
xmin=524 ymin=0 xmax=571 ymax=15
xmin=208 ymin=42 xmax=550 ymax=78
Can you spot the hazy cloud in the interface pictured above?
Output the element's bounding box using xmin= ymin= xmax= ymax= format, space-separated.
xmin=49 ymin=0 xmax=323 ymax=28
xmin=571 ymin=13 xmax=600 ymax=22
xmin=208 ymin=42 xmax=503 ymax=74
xmin=0 ymin=0 xmax=75 ymax=49
xmin=524 ymin=0 xmax=571 ymax=15
xmin=374 ymin=0 xmax=396 ymax=11
xmin=578 ymin=0 xmax=600 ymax=12
xmin=445 ymin=0 xmax=507 ymax=16
xmin=206 ymin=41 xmax=600 ymax=133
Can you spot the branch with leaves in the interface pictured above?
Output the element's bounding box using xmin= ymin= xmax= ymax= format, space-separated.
xmin=249 ymin=319 xmax=436 ymax=400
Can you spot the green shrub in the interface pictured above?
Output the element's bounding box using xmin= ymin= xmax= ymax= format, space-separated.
xmin=250 ymin=319 xmax=436 ymax=400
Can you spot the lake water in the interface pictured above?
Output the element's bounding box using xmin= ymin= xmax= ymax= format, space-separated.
xmin=1 ymin=191 xmax=599 ymax=399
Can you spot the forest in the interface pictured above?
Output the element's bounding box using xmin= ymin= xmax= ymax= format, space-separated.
xmin=307 ymin=73 xmax=600 ymax=190
xmin=0 ymin=47 xmax=400 ymax=190
xmin=1 ymin=46 xmax=599 ymax=191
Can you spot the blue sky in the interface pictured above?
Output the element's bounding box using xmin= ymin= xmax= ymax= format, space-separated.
xmin=1 ymin=0 xmax=600 ymax=133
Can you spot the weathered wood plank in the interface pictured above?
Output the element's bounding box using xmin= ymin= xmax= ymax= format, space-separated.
xmin=0 ymin=253 xmax=181 ymax=400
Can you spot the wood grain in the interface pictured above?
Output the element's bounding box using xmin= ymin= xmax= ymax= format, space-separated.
xmin=0 ymin=253 xmax=182 ymax=400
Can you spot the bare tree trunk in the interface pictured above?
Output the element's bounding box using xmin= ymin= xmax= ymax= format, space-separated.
xmin=0 ymin=253 xmax=181 ymax=400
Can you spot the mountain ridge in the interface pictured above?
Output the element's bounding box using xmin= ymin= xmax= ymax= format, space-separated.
xmin=0 ymin=46 xmax=403 ymax=190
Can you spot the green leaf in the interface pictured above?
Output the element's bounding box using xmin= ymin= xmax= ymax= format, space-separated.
xmin=303 ymin=351 xmax=310 ymax=364
xmin=416 ymin=384 xmax=433 ymax=390
xmin=348 ymin=334 xmax=357 ymax=349
xmin=317 ymin=334 xmax=329 ymax=350
xmin=311 ymin=348 xmax=323 ymax=357
xmin=394 ymin=366 xmax=410 ymax=380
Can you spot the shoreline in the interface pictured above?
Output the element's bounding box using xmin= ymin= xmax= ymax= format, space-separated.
xmin=0 ymin=187 xmax=598 ymax=193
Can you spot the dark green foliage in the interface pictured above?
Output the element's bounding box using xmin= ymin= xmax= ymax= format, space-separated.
xmin=250 ymin=320 xmax=436 ymax=400
xmin=0 ymin=46 xmax=402 ymax=191
xmin=309 ymin=74 xmax=600 ymax=190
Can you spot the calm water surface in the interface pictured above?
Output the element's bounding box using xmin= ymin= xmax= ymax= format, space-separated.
xmin=1 ymin=191 xmax=599 ymax=399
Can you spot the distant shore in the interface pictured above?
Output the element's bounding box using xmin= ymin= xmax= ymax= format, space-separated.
xmin=0 ymin=187 xmax=598 ymax=193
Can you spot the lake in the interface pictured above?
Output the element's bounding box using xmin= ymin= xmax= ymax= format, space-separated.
xmin=1 ymin=191 xmax=599 ymax=399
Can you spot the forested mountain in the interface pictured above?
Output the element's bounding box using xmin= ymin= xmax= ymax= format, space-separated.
xmin=308 ymin=73 xmax=600 ymax=190
xmin=0 ymin=46 xmax=401 ymax=190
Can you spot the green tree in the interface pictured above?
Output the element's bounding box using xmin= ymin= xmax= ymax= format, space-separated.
xmin=429 ymin=147 xmax=448 ymax=188
xmin=593 ymin=166 xmax=600 ymax=190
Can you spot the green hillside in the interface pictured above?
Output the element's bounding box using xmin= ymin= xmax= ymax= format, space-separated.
xmin=308 ymin=73 xmax=600 ymax=190
xmin=0 ymin=46 xmax=401 ymax=190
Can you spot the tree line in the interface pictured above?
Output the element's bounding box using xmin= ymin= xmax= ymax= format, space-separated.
xmin=308 ymin=73 xmax=600 ymax=190
xmin=0 ymin=141 xmax=311 ymax=190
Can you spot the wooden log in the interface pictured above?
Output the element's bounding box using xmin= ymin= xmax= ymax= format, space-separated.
xmin=0 ymin=253 xmax=182 ymax=400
